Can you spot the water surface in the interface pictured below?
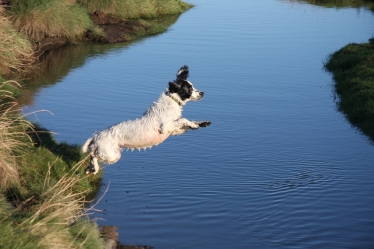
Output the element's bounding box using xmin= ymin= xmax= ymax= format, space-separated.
xmin=23 ymin=0 xmax=374 ymax=248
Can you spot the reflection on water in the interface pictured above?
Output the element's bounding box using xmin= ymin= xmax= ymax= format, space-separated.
xmin=22 ymin=0 xmax=374 ymax=248
xmin=18 ymin=14 xmax=182 ymax=107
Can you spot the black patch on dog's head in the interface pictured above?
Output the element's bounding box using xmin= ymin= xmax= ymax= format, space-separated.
xmin=168 ymin=80 xmax=193 ymax=101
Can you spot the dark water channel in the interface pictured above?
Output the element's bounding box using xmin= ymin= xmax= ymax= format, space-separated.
xmin=22 ymin=0 xmax=374 ymax=248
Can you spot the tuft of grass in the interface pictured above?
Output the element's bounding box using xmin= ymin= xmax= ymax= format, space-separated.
xmin=77 ymin=0 xmax=193 ymax=19
xmin=0 ymin=77 xmax=21 ymax=102
xmin=0 ymin=162 xmax=105 ymax=249
xmin=324 ymin=38 xmax=374 ymax=143
xmin=0 ymin=6 xmax=34 ymax=76
xmin=0 ymin=81 xmax=33 ymax=192
xmin=9 ymin=0 xmax=97 ymax=43
xmin=7 ymin=123 xmax=102 ymax=204
xmin=0 ymin=81 xmax=104 ymax=248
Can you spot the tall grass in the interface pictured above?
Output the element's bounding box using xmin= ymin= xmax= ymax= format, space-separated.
xmin=78 ymin=0 xmax=193 ymax=19
xmin=8 ymin=123 xmax=102 ymax=204
xmin=324 ymin=38 xmax=374 ymax=143
xmin=0 ymin=6 xmax=33 ymax=76
xmin=0 ymin=162 xmax=104 ymax=249
xmin=9 ymin=0 xmax=97 ymax=42
xmin=0 ymin=80 xmax=104 ymax=248
xmin=18 ymin=160 xmax=104 ymax=249
xmin=0 ymin=81 xmax=33 ymax=192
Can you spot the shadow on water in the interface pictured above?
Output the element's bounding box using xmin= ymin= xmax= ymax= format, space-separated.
xmin=17 ymin=14 xmax=182 ymax=107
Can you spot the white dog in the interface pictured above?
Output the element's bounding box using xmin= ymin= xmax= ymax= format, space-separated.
xmin=82 ymin=65 xmax=211 ymax=174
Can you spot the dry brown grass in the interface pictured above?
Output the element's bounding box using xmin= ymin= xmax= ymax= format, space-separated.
xmin=78 ymin=0 xmax=193 ymax=19
xmin=0 ymin=81 xmax=34 ymax=192
xmin=0 ymin=6 xmax=34 ymax=76
xmin=0 ymin=158 xmax=104 ymax=248
xmin=21 ymin=160 xmax=89 ymax=248
xmin=22 ymin=158 xmax=104 ymax=248
xmin=10 ymin=0 xmax=95 ymax=42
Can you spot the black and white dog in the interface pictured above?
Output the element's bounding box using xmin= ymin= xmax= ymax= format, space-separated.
xmin=82 ymin=65 xmax=211 ymax=174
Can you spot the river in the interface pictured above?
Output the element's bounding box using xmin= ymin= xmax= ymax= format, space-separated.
xmin=22 ymin=0 xmax=374 ymax=248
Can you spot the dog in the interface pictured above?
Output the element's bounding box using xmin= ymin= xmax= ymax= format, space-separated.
xmin=82 ymin=65 xmax=211 ymax=174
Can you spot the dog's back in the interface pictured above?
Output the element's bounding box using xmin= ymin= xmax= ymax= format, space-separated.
xmin=83 ymin=92 xmax=181 ymax=153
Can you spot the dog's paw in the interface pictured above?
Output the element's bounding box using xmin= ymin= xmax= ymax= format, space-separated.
xmin=197 ymin=121 xmax=211 ymax=128
xmin=85 ymin=166 xmax=95 ymax=175
xmin=190 ymin=122 xmax=200 ymax=130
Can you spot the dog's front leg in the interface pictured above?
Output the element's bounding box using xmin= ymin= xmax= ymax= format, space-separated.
xmin=170 ymin=118 xmax=211 ymax=135
xmin=175 ymin=118 xmax=200 ymax=129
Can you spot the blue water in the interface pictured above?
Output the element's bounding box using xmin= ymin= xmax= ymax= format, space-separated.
xmin=23 ymin=0 xmax=374 ymax=248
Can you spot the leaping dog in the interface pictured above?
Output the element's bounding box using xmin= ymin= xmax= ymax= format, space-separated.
xmin=82 ymin=65 xmax=211 ymax=174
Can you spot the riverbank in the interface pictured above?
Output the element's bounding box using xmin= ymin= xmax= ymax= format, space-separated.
xmin=2 ymin=0 xmax=192 ymax=54
xmin=0 ymin=1 xmax=192 ymax=248
xmin=324 ymin=37 xmax=374 ymax=144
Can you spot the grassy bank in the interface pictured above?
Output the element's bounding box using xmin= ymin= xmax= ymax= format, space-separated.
xmin=78 ymin=0 xmax=192 ymax=19
xmin=291 ymin=0 xmax=374 ymax=10
xmin=324 ymin=38 xmax=374 ymax=143
xmin=6 ymin=0 xmax=192 ymax=51
xmin=0 ymin=79 xmax=104 ymax=248
xmin=0 ymin=6 xmax=33 ymax=77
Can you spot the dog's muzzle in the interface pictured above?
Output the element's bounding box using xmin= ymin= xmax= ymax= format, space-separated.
xmin=195 ymin=91 xmax=204 ymax=100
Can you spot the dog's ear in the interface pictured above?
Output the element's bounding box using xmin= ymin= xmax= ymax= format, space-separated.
xmin=176 ymin=65 xmax=189 ymax=80
xmin=168 ymin=81 xmax=181 ymax=93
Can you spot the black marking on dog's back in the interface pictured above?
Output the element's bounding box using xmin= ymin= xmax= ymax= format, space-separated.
xmin=168 ymin=80 xmax=193 ymax=100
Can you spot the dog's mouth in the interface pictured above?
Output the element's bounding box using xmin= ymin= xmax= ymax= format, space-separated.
xmin=191 ymin=91 xmax=204 ymax=101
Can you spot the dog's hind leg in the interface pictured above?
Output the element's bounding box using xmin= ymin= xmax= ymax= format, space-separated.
xmin=86 ymin=148 xmax=122 ymax=175
xmin=85 ymin=156 xmax=101 ymax=175
xmin=91 ymin=157 xmax=100 ymax=175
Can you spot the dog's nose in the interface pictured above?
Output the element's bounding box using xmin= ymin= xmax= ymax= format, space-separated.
xmin=200 ymin=92 xmax=204 ymax=97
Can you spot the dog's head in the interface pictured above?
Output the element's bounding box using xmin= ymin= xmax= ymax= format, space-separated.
xmin=167 ymin=65 xmax=204 ymax=104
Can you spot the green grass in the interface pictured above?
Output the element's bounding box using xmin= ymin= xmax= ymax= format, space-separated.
xmin=0 ymin=192 xmax=104 ymax=249
xmin=0 ymin=83 xmax=104 ymax=248
xmin=324 ymin=38 xmax=374 ymax=143
xmin=293 ymin=0 xmax=374 ymax=10
xmin=0 ymin=6 xmax=33 ymax=76
xmin=77 ymin=0 xmax=193 ymax=19
xmin=8 ymin=0 xmax=192 ymax=44
xmin=0 ymin=77 xmax=21 ymax=102
xmin=7 ymin=123 xmax=102 ymax=204
xmin=9 ymin=0 xmax=99 ymax=42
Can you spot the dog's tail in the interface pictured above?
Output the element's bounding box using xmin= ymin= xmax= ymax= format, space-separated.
xmin=82 ymin=137 xmax=94 ymax=153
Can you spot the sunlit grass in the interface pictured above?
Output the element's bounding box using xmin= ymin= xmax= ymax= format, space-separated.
xmin=0 ymin=6 xmax=33 ymax=76
xmin=0 ymin=161 xmax=104 ymax=249
xmin=0 ymin=81 xmax=104 ymax=248
xmin=77 ymin=0 xmax=193 ymax=19
xmin=0 ymin=81 xmax=33 ymax=192
xmin=9 ymin=0 xmax=98 ymax=42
